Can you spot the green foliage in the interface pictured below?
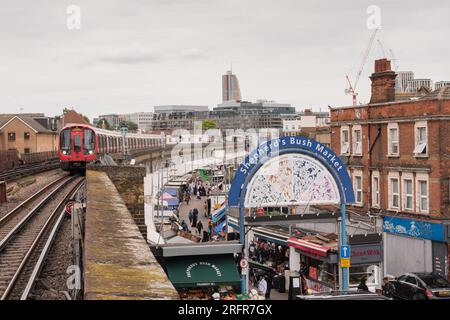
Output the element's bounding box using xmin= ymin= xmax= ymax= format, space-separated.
xmin=97 ymin=118 xmax=111 ymax=130
xmin=119 ymin=120 xmax=138 ymax=131
xmin=202 ymin=119 xmax=218 ymax=130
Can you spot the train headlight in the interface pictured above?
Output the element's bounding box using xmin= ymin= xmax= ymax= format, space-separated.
xmin=88 ymin=150 xmax=93 ymax=154
xmin=62 ymin=150 xmax=67 ymax=155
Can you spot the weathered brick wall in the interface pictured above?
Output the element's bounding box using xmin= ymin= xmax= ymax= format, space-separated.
xmin=88 ymin=165 xmax=147 ymax=239
xmin=330 ymin=99 xmax=450 ymax=218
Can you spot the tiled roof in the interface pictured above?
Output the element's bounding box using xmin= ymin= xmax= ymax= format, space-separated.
xmin=0 ymin=115 xmax=54 ymax=133
xmin=420 ymin=86 xmax=450 ymax=101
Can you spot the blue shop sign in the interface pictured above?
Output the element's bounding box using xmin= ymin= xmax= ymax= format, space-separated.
xmin=383 ymin=216 xmax=444 ymax=242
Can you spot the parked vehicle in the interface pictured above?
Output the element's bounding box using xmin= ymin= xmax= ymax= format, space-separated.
xmin=297 ymin=291 xmax=390 ymax=300
xmin=391 ymin=272 xmax=450 ymax=300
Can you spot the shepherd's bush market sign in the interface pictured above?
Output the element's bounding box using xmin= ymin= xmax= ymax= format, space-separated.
xmin=229 ymin=136 xmax=354 ymax=207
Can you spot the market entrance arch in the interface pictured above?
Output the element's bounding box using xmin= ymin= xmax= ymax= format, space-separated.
xmin=228 ymin=136 xmax=354 ymax=293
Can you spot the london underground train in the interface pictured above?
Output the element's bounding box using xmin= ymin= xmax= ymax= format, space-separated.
xmin=58 ymin=123 xmax=163 ymax=172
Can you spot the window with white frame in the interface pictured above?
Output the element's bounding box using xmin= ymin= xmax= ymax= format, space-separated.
xmin=387 ymin=123 xmax=399 ymax=156
xmin=353 ymin=170 xmax=363 ymax=205
xmin=341 ymin=126 xmax=350 ymax=154
xmin=415 ymin=174 xmax=429 ymax=213
xmin=414 ymin=121 xmax=427 ymax=155
xmin=402 ymin=173 xmax=414 ymax=211
xmin=388 ymin=172 xmax=400 ymax=210
xmin=371 ymin=171 xmax=380 ymax=208
xmin=352 ymin=125 xmax=362 ymax=155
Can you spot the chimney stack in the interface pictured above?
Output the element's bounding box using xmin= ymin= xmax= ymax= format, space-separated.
xmin=369 ymin=58 xmax=397 ymax=104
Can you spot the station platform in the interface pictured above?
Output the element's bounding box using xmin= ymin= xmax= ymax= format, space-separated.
xmin=84 ymin=170 xmax=179 ymax=300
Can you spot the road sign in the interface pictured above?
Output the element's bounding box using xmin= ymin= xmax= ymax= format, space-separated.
xmin=340 ymin=245 xmax=350 ymax=258
xmin=65 ymin=201 xmax=75 ymax=215
xmin=340 ymin=258 xmax=350 ymax=268
xmin=240 ymin=258 xmax=249 ymax=270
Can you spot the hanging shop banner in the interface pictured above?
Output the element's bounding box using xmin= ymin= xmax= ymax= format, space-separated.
xmin=383 ymin=216 xmax=445 ymax=242
xmin=228 ymin=136 xmax=354 ymax=207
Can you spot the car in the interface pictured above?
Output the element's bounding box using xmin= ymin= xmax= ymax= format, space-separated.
xmin=391 ymin=272 xmax=450 ymax=300
xmin=296 ymin=291 xmax=390 ymax=300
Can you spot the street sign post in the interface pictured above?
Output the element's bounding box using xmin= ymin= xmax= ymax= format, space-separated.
xmin=340 ymin=245 xmax=350 ymax=258
xmin=240 ymin=258 xmax=249 ymax=270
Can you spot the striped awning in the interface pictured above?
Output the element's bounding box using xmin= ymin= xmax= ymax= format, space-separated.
xmin=287 ymin=237 xmax=333 ymax=257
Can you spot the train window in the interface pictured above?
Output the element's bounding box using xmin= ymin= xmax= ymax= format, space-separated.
xmin=84 ymin=129 xmax=95 ymax=154
xmin=73 ymin=135 xmax=82 ymax=152
xmin=60 ymin=129 xmax=71 ymax=154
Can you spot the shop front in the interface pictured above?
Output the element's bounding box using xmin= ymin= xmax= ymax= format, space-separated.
xmin=288 ymin=232 xmax=384 ymax=292
xmin=383 ymin=216 xmax=447 ymax=278
xmin=165 ymin=254 xmax=241 ymax=299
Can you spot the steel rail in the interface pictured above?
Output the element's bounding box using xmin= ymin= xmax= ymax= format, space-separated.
xmin=0 ymin=177 xmax=85 ymax=300
xmin=0 ymin=176 xmax=76 ymax=252
xmin=0 ymin=175 xmax=68 ymax=227
xmin=20 ymin=180 xmax=85 ymax=300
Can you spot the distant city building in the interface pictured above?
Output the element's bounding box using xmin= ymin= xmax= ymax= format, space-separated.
xmin=124 ymin=112 xmax=154 ymax=131
xmin=222 ymin=70 xmax=242 ymax=103
xmin=435 ymin=81 xmax=450 ymax=90
xmin=395 ymin=71 xmax=414 ymax=93
xmin=282 ymin=109 xmax=330 ymax=146
xmin=152 ymin=105 xmax=209 ymax=131
xmin=406 ymin=78 xmax=433 ymax=93
xmin=98 ymin=114 xmax=124 ymax=130
xmin=211 ymin=100 xmax=295 ymax=131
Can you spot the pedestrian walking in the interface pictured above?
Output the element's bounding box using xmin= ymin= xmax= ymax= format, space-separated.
xmin=192 ymin=208 xmax=198 ymax=228
xmin=188 ymin=209 xmax=193 ymax=225
xmin=382 ymin=276 xmax=395 ymax=299
xmin=181 ymin=220 xmax=189 ymax=232
xmin=257 ymin=276 xmax=267 ymax=297
xmin=357 ymin=276 xmax=369 ymax=291
xmin=196 ymin=220 xmax=203 ymax=235
xmin=185 ymin=193 xmax=190 ymax=205
xmin=265 ymin=272 xmax=274 ymax=300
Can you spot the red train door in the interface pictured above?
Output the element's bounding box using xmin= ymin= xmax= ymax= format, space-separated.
xmin=70 ymin=128 xmax=84 ymax=162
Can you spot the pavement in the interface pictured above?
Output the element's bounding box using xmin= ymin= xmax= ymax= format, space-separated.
xmin=177 ymin=194 xmax=210 ymax=237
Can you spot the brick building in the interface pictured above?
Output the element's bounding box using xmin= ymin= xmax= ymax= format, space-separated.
xmin=0 ymin=115 xmax=58 ymax=154
xmin=330 ymin=59 xmax=450 ymax=279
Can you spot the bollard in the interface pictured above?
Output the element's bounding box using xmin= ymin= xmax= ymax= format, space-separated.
xmin=0 ymin=181 xmax=7 ymax=204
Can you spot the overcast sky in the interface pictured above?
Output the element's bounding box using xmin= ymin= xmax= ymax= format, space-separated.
xmin=1 ymin=0 xmax=449 ymax=120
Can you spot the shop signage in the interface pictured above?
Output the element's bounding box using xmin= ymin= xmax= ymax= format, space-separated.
xmin=228 ymin=136 xmax=354 ymax=207
xmin=185 ymin=262 xmax=222 ymax=278
xmin=350 ymin=243 xmax=383 ymax=265
xmin=340 ymin=258 xmax=350 ymax=268
xmin=383 ymin=217 xmax=445 ymax=242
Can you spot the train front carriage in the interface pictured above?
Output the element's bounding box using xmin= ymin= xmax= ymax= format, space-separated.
xmin=59 ymin=124 xmax=97 ymax=173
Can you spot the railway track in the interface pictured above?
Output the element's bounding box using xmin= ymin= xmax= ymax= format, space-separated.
xmin=0 ymin=161 xmax=60 ymax=182
xmin=0 ymin=175 xmax=84 ymax=300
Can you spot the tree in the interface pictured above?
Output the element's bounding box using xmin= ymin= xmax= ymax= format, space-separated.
xmin=97 ymin=118 xmax=111 ymax=130
xmin=119 ymin=120 xmax=138 ymax=131
xmin=202 ymin=119 xmax=218 ymax=130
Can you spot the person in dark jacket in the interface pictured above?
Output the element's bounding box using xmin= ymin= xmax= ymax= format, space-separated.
xmin=357 ymin=276 xmax=369 ymax=291
xmin=382 ymin=276 xmax=395 ymax=298
xmin=196 ymin=220 xmax=203 ymax=235
xmin=192 ymin=208 xmax=198 ymax=228
xmin=265 ymin=271 xmax=274 ymax=299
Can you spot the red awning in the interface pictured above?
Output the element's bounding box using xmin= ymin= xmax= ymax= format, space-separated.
xmin=287 ymin=237 xmax=332 ymax=257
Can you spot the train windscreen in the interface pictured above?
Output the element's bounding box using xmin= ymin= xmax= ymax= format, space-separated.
xmin=60 ymin=129 xmax=71 ymax=154
xmin=73 ymin=135 xmax=82 ymax=152
xmin=84 ymin=128 xmax=95 ymax=154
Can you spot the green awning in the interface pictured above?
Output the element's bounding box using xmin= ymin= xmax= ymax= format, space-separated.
xmin=165 ymin=254 xmax=241 ymax=288
xmin=248 ymin=258 xmax=274 ymax=272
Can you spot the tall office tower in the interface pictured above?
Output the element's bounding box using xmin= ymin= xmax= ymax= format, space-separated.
xmin=222 ymin=70 xmax=242 ymax=103
xmin=395 ymin=71 xmax=414 ymax=93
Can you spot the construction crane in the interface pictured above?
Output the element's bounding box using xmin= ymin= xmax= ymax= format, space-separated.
xmin=389 ymin=49 xmax=399 ymax=70
xmin=345 ymin=28 xmax=378 ymax=106
xmin=377 ymin=39 xmax=387 ymax=58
